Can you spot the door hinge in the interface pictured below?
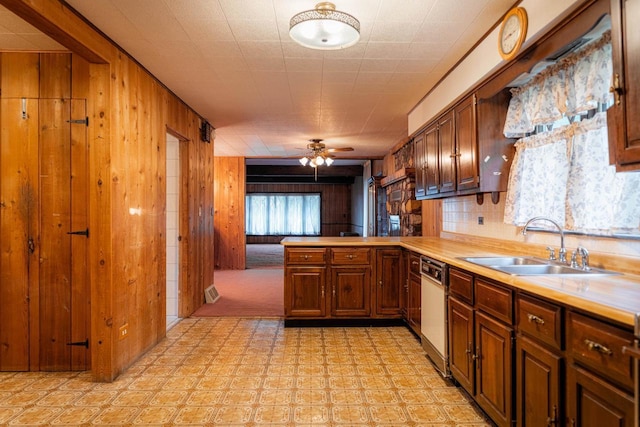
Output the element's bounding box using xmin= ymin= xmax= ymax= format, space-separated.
xmin=67 ymin=228 xmax=89 ymax=237
xmin=67 ymin=117 xmax=89 ymax=126
xmin=67 ymin=339 xmax=89 ymax=349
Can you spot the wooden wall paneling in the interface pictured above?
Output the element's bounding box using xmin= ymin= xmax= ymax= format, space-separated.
xmin=39 ymin=53 xmax=71 ymax=99
xmin=0 ymin=52 xmax=39 ymax=98
xmin=71 ymin=55 xmax=90 ymax=99
xmin=88 ymin=62 xmax=114 ymax=382
xmin=213 ymin=156 xmax=246 ymax=270
xmin=38 ymin=97 xmax=73 ymax=370
xmin=0 ymin=98 xmax=39 ymax=371
xmin=422 ymin=199 xmax=443 ymax=237
xmin=178 ymin=136 xmax=192 ymax=317
xmin=202 ymin=140 xmax=214 ymax=296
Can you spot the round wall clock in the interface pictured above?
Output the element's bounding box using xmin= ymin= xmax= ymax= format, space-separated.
xmin=498 ymin=7 xmax=528 ymax=61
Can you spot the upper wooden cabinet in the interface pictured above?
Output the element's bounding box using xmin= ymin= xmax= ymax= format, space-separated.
xmin=608 ymin=0 xmax=640 ymax=170
xmin=414 ymin=91 xmax=512 ymax=200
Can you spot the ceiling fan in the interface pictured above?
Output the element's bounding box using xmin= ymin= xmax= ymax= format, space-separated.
xmin=299 ymin=139 xmax=354 ymax=167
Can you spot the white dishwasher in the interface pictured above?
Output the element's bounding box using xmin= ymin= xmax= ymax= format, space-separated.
xmin=420 ymin=255 xmax=450 ymax=378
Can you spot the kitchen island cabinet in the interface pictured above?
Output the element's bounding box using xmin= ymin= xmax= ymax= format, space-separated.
xmin=283 ymin=245 xmax=402 ymax=322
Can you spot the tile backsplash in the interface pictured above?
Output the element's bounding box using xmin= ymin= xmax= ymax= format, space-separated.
xmin=442 ymin=194 xmax=640 ymax=259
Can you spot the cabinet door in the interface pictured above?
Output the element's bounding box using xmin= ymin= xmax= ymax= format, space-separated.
xmin=424 ymin=122 xmax=440 ymax=196
xmin=454 ymin=94 xmax=479 ymax=191
xmin=408 ymin=273 xmax=421 ymax=335
xmin=375 ymin=249 xmax=402 ymax=316
xmin=331 ymin=267 xmax=371 ymax=317
xmin=285 ymin=267 xmax=326 ymax=317
xmin=475 ymin=311 xmax=514 ymax=427
xmin=516 ymin=336 xmax=562 ymax=427
xmin=438 ymin=111 xmax=456 ymax=194
xmin=567 ymin=364 xmax=635 ymax=427
xmin=448 ymin=296 xmax=474 ymax=394
xmin=609 ymin=0 xmax=640 ymax=169
xmin=414 ymin=132 xmax=427 ymax=199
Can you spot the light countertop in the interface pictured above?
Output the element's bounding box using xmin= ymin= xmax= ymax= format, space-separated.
xmin=281 ymin=236 xmax=640 ymax=328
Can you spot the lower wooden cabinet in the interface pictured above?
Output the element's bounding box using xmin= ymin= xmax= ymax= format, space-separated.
xmin=566 ymin=363 xmax=635 ymax=427
xmin=447 ymin=269 xmax=514 ymax=427
xmin=375 ymin=248 xmax=403 ymax=316
xmin=284 ymin=246 xmax=402 ymax=320
xmin=516 ymin=335 xmax=562 ymax=426
xmin=284 ymin=266 xmax=326 ymax=317
xmin=330 ymin=266 xmax=371 ymax=317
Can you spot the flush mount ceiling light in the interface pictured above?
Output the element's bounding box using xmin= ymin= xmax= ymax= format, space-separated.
xmin=289 ymin=2 xmax=360 ymax=50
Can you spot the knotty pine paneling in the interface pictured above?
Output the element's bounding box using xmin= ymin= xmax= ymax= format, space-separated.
xmin=0 ymin=0 xmax=215 ymax=381
xmin=214 ymin=157 xmax=246 ymax=270
xmin=246 ymin=183 xmax=353 ymax=237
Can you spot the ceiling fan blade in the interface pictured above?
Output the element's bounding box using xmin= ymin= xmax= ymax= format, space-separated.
xmin=327 ymin=147 xmax=354 ymax=152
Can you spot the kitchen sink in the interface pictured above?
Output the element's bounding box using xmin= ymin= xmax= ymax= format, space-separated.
xmin=461 ymin=256 xmax=548 ymax=267
xmin=460 ymin=256 xmax=619 ymax=276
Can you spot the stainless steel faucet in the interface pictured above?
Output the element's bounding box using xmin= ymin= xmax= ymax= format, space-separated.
xmin=522 ymin=216 xmax=567 ymax=264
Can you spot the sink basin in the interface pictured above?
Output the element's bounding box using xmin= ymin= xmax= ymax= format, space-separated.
xmin=461 ymin=256 xmax=547 ymax=267
xmin=460 ymin=256 xmax=619 ymax=276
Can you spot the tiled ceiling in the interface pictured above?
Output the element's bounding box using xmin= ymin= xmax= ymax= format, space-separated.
xmin=2 ymin=1 xmax=516 ymax=159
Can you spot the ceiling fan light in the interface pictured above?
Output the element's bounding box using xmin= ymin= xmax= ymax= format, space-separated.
xmin=325 ymin=157 xmax=334 ymax=166
xmin=289 ymin=2 xmax=360 ymax=50
xmin=309 ymin=158 xmax=317 ymax=167
xmin=315 ymin=155 xmax=325 ymax=165
xmin=299 ymin=156 xmax=309 ymax=166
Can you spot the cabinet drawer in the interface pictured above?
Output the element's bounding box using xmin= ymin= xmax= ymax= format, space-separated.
xmin=568 ymin=312 xmax=634 ymax=389
xmin=331 ymin=248 xmax=371 ymax=265
xmin=475 ymin=278 xmax=513 ymax=324
xmin=517 ymin=294 xmax=563 ymax=350
xmin=449 ymin=267 xmax=473 ymax=304
xmin=409 ymin=253 xmax=420 ymax=275
xmin=286 ymin=248 xmax=326 ymax=264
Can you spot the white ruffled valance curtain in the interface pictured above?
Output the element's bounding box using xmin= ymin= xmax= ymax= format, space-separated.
xmin=503 ymin=31 xmax=640 ymax=235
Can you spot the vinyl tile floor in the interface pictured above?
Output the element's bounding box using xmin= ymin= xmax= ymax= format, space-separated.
xmin=0 ymin=318 xmax=491 ymax=426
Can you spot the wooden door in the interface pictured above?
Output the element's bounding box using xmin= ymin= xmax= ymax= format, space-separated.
xmin=475 ymin=311 xmax=514 ymax=427
xmin=285 ymin=267 xmax=326 ymax=317
xmin=448 ymin=296 xmax=474 ymax=393
xmin=0 ymin=97 xmax=88 ymax=372
xmin=454 ymin=94 xmax=479 ymax=191
xmin=413 ymin=132 xmax=427 ymax=199
xmin=567 ymin=363 xmax=635 ymax=427
xmin=516 ymin=335 xmax=562 ymax=427
xmin=438 ymin=111 xmax=456 ymax=194
xmin=374 ymin=249 xmax=402 ymax=316
xmin=330 ymin=267 xmax=370 ymax=317
xmin=0 ymin=98 xmax=39 ymax=371
xmin=609 ymin=0 xmax=640 ymax=169
xmin=39 ymin=98 xmax=89 ymax=371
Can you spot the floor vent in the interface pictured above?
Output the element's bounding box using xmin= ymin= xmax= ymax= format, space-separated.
xmin=205 ymin=285 xmax=220 ymax=304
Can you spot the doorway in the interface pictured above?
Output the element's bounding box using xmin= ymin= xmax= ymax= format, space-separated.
xmin=0 ymin=97 xmax=90 ymax=371
xmin=165 ymin=133 xmax=180 ymax=330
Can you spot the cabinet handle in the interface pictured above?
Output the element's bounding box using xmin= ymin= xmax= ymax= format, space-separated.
xmin=347 ymin=254 xmax=353 ymax=260
xmin=527 ymin=313 xmax=545 ymax=325
xmin=609 ymin=73 xmax=622 ymax=106
xmin=411 ymin=260 xmax=419 ymax=266
xmin=449 ymin=152 xmax=461 ymax=158
xmin=321 ymin=286 xmax=325 ymax=298
xmin=302 ymin=254 xmax=309 ymax=260
xmin=584 ymin=339 xmax=613 ymax=356
xmin=332 ymin=286 xmax=335 ymax=297
xmin=379 ymin=280 xmax=383 ymax=287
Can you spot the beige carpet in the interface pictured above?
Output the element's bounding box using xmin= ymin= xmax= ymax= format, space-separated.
xmin=192 ymin=269 xmax=284 ymax=317
xmin=246 ymin=244 xmax=284 ymax=269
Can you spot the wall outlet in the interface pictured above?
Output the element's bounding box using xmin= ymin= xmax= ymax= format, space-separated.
xmin=119 ymin=323 xmax=129 ymax=340
xmin=478 ymin=216 xmax=484 ymax=225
